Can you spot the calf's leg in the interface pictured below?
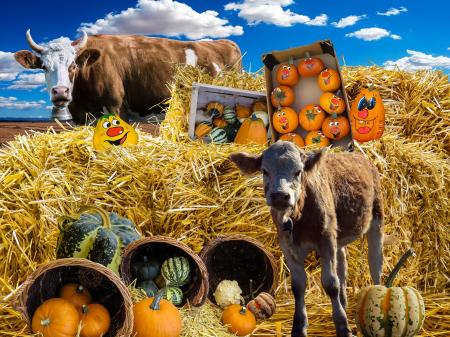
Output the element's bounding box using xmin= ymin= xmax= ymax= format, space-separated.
xmin=367 ymin=209 xmax=383 ymax=285
xmin=336 ymin=247 xmax=348 ymax=309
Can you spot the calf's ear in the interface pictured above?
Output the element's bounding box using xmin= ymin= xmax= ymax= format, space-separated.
xmin=230 ymin=152 xmax=262 ymax=175
xmin=304 ymin=150 xmax=324 ymax=171
xmin=76 ymin=49 xmax=100 ymax=67
xmin=14 ymin=51 xmax=42 ymax=69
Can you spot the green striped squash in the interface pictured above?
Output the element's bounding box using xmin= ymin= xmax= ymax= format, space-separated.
xmin=207 ymin=127 xmax=228 ymax=144
xmin=161 ymin=256 xmax=191 ymax=287
xmin=355 ymin=249 xmax=425 ymax=337
xmin=159 ymin=287 xmax=183 ymax=306
xmin=223 ymin=106 xmax=237 ymax=124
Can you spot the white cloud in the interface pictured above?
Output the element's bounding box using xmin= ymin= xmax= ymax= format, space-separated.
xmin=78 ymin=0 xmax=243 ymax=39
xmin=0 ymin=51 xmax=24 ymax=81
xmin=345 ymin=27 xmax=401 ymax=41
xmin=0 ymin=96 xmax=46 ymax=110
xmin=377 ymin=6 xmax=407 ymax=16
xmin=224 ymin=0 xmax=328 ymax=27
xmin=7 ymin=72 xmax=45 ymax=90
xmin=331 ymin=14 xmax=366 ymax=28
xmin=384 ymin=50 xmax=450 ymax=71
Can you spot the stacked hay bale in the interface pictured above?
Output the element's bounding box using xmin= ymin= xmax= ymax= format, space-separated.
xmin=0 ymin=64 xmax=448 ymax=336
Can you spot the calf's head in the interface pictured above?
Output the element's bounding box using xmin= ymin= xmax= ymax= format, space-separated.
xmin=14 ymin=30 xmax=100 ymax=108
xmin=230 ymin=141 xmax=322 ymax=211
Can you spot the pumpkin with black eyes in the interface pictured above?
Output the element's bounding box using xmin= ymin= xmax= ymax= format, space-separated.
xmin=317 ymin=68 xmax=341 ymax=92
xmin=272 ymin=107 xmax=298 ymax=134
xmin=319 ymin=92 xmax=346 ymax=114
xmin=276 ymin=63 xmax=299 ymax=86
xmin=322 ymin=113 xmax=350 ymax=140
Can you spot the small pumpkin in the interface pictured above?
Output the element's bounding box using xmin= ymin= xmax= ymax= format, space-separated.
xmin=206 ymin=101 xmax=224 ymax=118
xmin=356 ymin=249 xmax=425 ymax=337
xmin=322 ymin=113 xmax=350 ymax=140
xmin=272 ymin=107 xmax=299 ymax=134
xmin=317 ymin=68 xmax=341 ymax=92
xmin=194 ymin=122 xmax=213 ymax=139
xmin=134 ymin=256 xmax=160 ymax=281
xmin=32 ymin=298 xmax=80 ymax=337
xmin=223 ymin=106 xmax=237 ymax=124
xmin=235 ymin=104 xmax=252 ymax=122
xmin=276 ymin=63 xmax=299 ymax=86
xmin=251 ymin=111 xmax=269 ymax=127
xmin=235 ymin=114 xmax=267 ymax=145
xmin=247 ymin=292 xmax=277 ymax=321
xmin=133 ymin=293 xmax=182 ymax=337
xmin=206 ymin=127 xmax=228 ymax=144
xmin=159 ymin=287 xmax=183 ymax=306
xmin=298 ymin=52 xmax=324 ymax=77
xmin=279 ymin=133 xmax=304 ymax=147
xmin=319 ymin=92 xmax=346 ymax=114
xmin=349 ymin=85 xmax=385 ymax=142
xmin=222 ymin=304 xmax=256 ymax=336
xmin=78 ymin=304 xmax=110 ymax=337
xmin=59 ymin=283 xmax=92 ymax=310
xmin=252 ymin=100 xmax=267 ymax=113
xmin=305 ymin=130 xmax=330 ymax=148
xmin=213 ymin=117 xmax=228 ymax=128
xmin=298 ymin=104 xmax=326 ymax=131
xmin=137 ymin=280 xmax=159 ymax=297
xmin=161 ymin=256 xmax=191 ymax=287
xmin=270 ymin=85 xmax=295 ymax=107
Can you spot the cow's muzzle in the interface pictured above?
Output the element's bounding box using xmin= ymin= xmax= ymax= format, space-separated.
xmin=268 ymin=191 xmax=293 ymax=210
xmin=51 ymin=86 xmax=71 ymax=107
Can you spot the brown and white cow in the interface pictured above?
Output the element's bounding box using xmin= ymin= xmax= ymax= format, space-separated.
xmin=14 ymin=30 xmax=242 ymax=124
xmin=230 ymin=141 xmax=384 ymax=337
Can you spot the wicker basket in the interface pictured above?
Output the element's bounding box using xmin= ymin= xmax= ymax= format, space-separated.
xmin=14 ymin=258 xmax=133 ymax=337
xmin=121 ymin=235 xmax=209 ymax=306
xmin=200 ymin=234 xmax=278 ymax=303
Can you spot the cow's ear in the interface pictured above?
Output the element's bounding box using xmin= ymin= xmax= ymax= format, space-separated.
xmin=304 ymin=150 xmax=324 ymax=171
xmin=14 ymin=51 xmax=42 ymax=69
xmin=76 ymin=49 xmax=100 ymax=67
xmin=230 ymin=152 xmax=262 ymax=175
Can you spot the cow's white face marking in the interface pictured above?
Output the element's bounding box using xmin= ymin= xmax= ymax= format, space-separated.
xmin=185 ymin=48 xmax=197 ymax=66
xmin=212 ymin=62 xmax=222 ymax=74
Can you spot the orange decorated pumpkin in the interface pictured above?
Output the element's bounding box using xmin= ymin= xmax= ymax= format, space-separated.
xmin=213 ymin=117 xmax=228 ymax=128
xmin=318 ymin=68 xmax=341 ymax=92
xmin=272 ymin=107 xmax=298 ymax=134
xmin=270 ymin=85 xmax=295 ymax=107
xmin=319 ymin=92 xmax=346 ymax=114
xmin=222 ymin=304 xmax=256 ymax=336
xmin=279 ymin=133 xmax=304 ymax=147
xmin=59 ymin=283 xmax=92 ymax=310
xmin=235 ymin=114 xmax=267 ymax=145
xmin=350 ymin=85 xmax=385 ymax=142
xmin=298 ymin=104 xmax=326 ymax=131
xmin=322 ymin=113 xmax=350 ymax=140
xmin=79 ymin=304 xmax=110 ymax=337
xmin=276 ymin=63 xmax=299 ymax=86
xmin=305 ymin=130 xmax=330 ymax=148
xmin=298 ymin=53 xmax=324 ymax=77
xmin=236 ymin=104 xmax=252 ymax=122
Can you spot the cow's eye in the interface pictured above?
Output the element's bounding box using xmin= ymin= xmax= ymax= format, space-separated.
xmin=112 ymin=119 xmax=120 ymax=126
xmin=294 ymin=170 xmax=301 ymax=177
xmin=102 ymin=121 xmax=111 ymax=128
xmin=262 ymin=168 xmax=269 ymax=176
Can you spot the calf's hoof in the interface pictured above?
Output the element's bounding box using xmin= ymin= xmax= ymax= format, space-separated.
xmin=291 ymin=326 xmax=307 ymax=337
xmin=336 ymin=327 xmax=354 ymax=337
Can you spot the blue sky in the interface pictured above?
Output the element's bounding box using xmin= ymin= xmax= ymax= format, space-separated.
xmin=0 ymin=0 xmax=449 ymax=120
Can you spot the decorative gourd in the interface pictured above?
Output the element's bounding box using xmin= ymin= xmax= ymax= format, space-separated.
xmin=224 ymin=122 xmax=241 ymax=142
xmin=59 ymin=283 xmax=92 ymax=310
xmin=298 ymin=104 xmax=326 ymax=131
xmin=213 ymin=280 xmax=243 ymax=309
xmin=270 ymin=86 xmax=295 ymax=107
xmin=279 ymin=133 xmax=304 ymax=147
xmin=206 ymin=127 xmax=228 ymax=144
xmin=318 ymin=68 xmax=341 ymax=92
xmin=206 ymin=102 xmax=224 ymax=118
xmin=234 ymin=114 xmax=267 ymax=145
xmin=137 ymin=280 xmax=159 ymax=297
xmin=154 ymin=274 xmax=167 ymax=289
xmin=252 ymin=100 xmax=267 ymax=113
xmin=133 ymin=256 xmax=160 ymax=281
xmin=56 ymin=207 xmax=141 ymax=274
xmin=31 ymin=298 xmax=80 ymax=337
xmin=276 ymin=63 xmax=299 ymax=86
xmin=298 ymin=53 xmax=324 ymax=77
xmin=223 ymin=106 xmax=237 ymax=124
xmin=355 ymin=249 xmax=425 ymax=337
xmin=78 ymin=304 xmax=110 ymax=337
xmin=251 ymin=111 xmax=269 ymax=127
xmin=235 ymin=104 xmax=251 ymax=122
xmin=272 ymin=107 xmax=298 ymax=134
xmin=319 ymin=92 xmax=346 ymax=114
xmin=159 ymin=287 xmax=183 ymax=306
xmin=322 ymin=113 xmax=350 ymax=140
xmin=305 ymin=130 xmax=330 ymax=148
xmin=222 ymin=304 xmax=256 ymax=336
xmin=133 ymin=293 xmax=182 ymax=337
xmin=161 ymin=256 xmax=191 ymax=287
xmin=195 ymin=122 xmax=213 ymax=138
xmin=349 ymin=85 xmax=385 ymax=142
xmin=213 ymin=117 xmax=228 ymax=128
xmin=247 ymin=292 xmax=277 ymax=321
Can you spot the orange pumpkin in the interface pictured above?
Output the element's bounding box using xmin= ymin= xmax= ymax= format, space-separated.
xmin=298 ymin=53 xmax=324 ymax=77
xmin=319 ymin=92 xmax=346 ymax=114
xmin=279 ymin=133 xmax=304 ymax=147
xmin=298 ymin=104 xmax=326 ymax=131
xmin=79 ymin=304 xmax=110 ymax=337
xmin=318 ymin=68 xmax=341 ymax=92
xmin=32 ymin=298 xmax=80 ymax=337
xmin=59 ymin=283 xmax=92 ymax=310
xmin=322 ymin=113 xmax=350 ymax=140
xmin=270 ymin=85 xmax=295 ymax=107
xmin=252 ymin=100 xmax=267 ymax=113
xmin=195 ymin=122 xmax=213 ymax=138
xmin=213 ymin=117 xmax=228 ymax=128
xmin=272 ymin=107 xmax=298 ymax=134
xmin=236 ymin=104 xmax=252 ymax=122
xmin=276 ymin=63 xmax=299 ymax=86
xmin=305 ymin=130 xmax=330 ymax=148
xmin=234 ymin=114 xmax=267 ymax=145
xmin=222 ymin=304 xmax=256 ymax=336
xmin=349 ymin=85 xmax=385 ymax=142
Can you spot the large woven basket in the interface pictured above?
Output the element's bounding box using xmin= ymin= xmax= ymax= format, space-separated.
xmin=200 ymin=234 xmax=278 ymax=303
xmin=14 ymin=258 xmax=133 ymax=337
xmin=121 ymin=235 xmax=209 ymax=306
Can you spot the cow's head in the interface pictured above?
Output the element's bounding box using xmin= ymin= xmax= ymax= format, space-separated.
xmin=14 ymin=30 xmax=100 ymax=108
xmin=230 ymin=141 xmax=323 ymax=211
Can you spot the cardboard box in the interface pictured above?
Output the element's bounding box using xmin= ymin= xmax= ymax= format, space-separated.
xmin=262 ymin=40 xmax=354 ymax=151
xmin=188 ymin=82 xmax=266 ymax=140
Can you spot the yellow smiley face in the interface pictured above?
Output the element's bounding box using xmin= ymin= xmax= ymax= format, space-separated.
xmin=93 ymin=114 xmax=138 ymax=151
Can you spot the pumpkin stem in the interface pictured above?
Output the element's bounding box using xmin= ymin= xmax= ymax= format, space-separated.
xmin=239 ymin=305 xmax=248 ymax=315
xmin=385 ymin=248 xmax=416 ymax=288
xmin=331 ymin=113 xmax=338 ymax=119
xmin=80 ymin=206 xmax=112 ymax=229
xmin=367 ymin=83 xmax=374 ymax=91
xmin=150 ymin=292 xmax=164 ymax=311
xmin=76 ymin=285 xmax=85 ymax=294
xmin=249 ymin=279 xmax=254 ymax=300
xmin=81 ymin=304 xmax=89 ymax=314
xmin=40 ymin=318 xmax=51 ymax=327
xmin=288 ymin=56 xmax=294 ymax=65
xmin=305 ymin=51 xmax=311 ymax=59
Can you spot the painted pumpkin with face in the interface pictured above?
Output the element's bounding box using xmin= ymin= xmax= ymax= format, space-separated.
xmin=319 ymin=92 xmax=346 ymax=114
xmin=93 ymin=114 xmax=138 ymax=151
xmin=298 ymin=54 xmax=324 ymax=77
xmin=276 ymin=63 xmax=299 ymax=86
xmin=272 ymin=107 xmax=298 ymax=134
xmin=305 ymin=130 xmax=330 ymax=148
xmin=270 ymin=85 xmax=295 ymax=107
xmin=322 ymin=114 xmax=350 ymax=141
xmin=298 ymin=104 xmax=326 ymax=131
xmin=279 ymin=133 xmax=304 ymax=147
xmin=317 ymin=68 xmax=341 ymax=92
xmin=350 ymin=86 xmax=385 ymax=142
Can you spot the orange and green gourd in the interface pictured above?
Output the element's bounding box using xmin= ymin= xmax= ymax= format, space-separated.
xmin=298 ymin=104 xmax=326 ymax=131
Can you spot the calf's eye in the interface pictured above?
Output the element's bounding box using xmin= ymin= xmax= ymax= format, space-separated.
xmin=262 ymin=169 xmax=269 ymax=176
xmin=295 ymin=170 xmax=301 ymax=177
